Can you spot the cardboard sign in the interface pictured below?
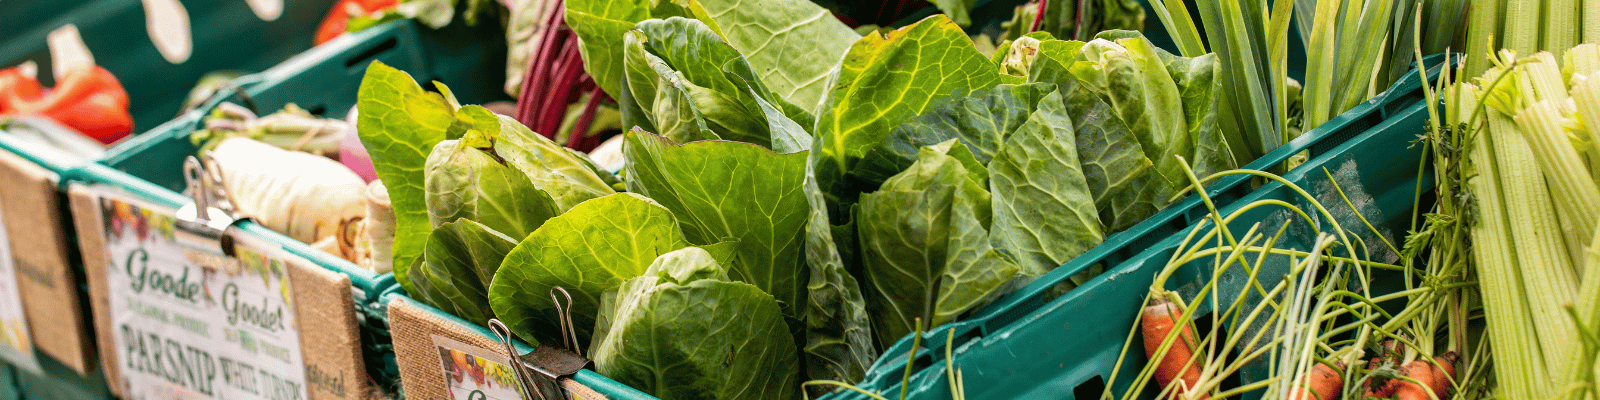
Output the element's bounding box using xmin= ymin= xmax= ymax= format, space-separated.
xmin=96 ymin=194 xmax=308 ymax=399
xmin=0 ymin=199 xmax=42 ymax=374
xmin=0 ymin=149 xmax=94 ymax=374
xmin=71 ymin=182 xmax=379 ymax=400
xmin=388 ymin=297 xmax=610 ymax=400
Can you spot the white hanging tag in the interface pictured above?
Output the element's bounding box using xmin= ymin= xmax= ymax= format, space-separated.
xmin=46 ymin=25 xmax=95 ymax=80
xmin=247 ymin=0 xmax=283 ymax=21
xmin=141 ymin=0 xmax=193 ymax=64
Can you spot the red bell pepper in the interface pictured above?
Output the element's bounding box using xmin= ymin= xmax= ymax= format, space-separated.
xmin=314 ymin=0 xmax=401 ymax=45
xmin=0 ymin=65 xmax=133 ymax=145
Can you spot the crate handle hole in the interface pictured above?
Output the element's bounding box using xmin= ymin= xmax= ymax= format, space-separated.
xmin=1072 ymin=375 xmax=1106 ymax=399
xmin=345 ymin=37 xmax=400 ymax=70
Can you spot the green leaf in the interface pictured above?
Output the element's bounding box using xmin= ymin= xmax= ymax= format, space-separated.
xmin=621 ymin=18 xmax=771 ymax=146
xmin=799 ymin=154 xmax=877 ymax=386
xmin=856 ymin=141 xmax=1020 ymax=345
xmin=693 ymin=0 xmax=859 ymax=112
xmin=423 ymin=140 xmax=562 ymax=239
xmin=565 ymin=0 xmax=690 ymax=98
xmin=1067 ymin=37 xmax=1193 ymax=190
xmin=493 ymin=115 xmax=617 ymax=211
xmin=1039 ymin=68 xmax=1168 ymax=231
xmin=356 ymin=61 xmax=457 ymax=295
xmin=1161 ymin=52 xmax=1238 ymax=179
xmin=852 ymin=83 xmax=1061 ymax=187
xmin=622 ymin=131 xmax=811 ymax=317
xmin=413 ymin=220 xmax=519 ymax=326
xmin=986 ymin=89 xmax=1104 ymax=275
xmin=591 ymin=247 xmax=800 ymax=400
xmin=489 ymin=193 xmax=690 ymax=344
xmin=930 ymin=0 xmax=980 ymax=26
xmin=813 ymin=15 xmax=1007 ymax=219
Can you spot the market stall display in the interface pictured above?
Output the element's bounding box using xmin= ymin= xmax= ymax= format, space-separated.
xmin=0 ymin=0 xmax=1593 ymax=399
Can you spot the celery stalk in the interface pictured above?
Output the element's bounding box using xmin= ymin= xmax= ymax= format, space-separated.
xmin=1470 ymin=101 xmax=1547 ymax=400
xmin=1572 ymin=74 xmax=1600 ymax=182
xmin=1513 ymin=101 xmax=1599 ymax=269
xmin=1465 ymin=0 xmax=1503 ymax=76
xmin=1502 ymin=0 xmax=1542 ymax=57
xmin=1588 ymin=0 xmax=1600 ymax=44
xmin=1544 ymin=0 xmax=1578 ymax=57
xmin=1488 ymin=112 xmax=1580 ymax=388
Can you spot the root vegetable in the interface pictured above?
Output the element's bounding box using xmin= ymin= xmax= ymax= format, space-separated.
xmin=1287 ymin=362 xmax=1343 ymax=400
xmin=1392 ymin=352 xmax=1457 ymax=400
xmin=1142 ymin=295 xmax=1208 ymax=399
xmin=365 ymin=180 xmax=395 ymax=273
xmin=207 ymin=137 xmax=367 ymax=262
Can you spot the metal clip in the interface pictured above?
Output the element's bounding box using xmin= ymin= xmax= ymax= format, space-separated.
xmin=489 ymin=287 xmax=592 ymax=400
xmin=175 ymin=156 xmax=237 ymax=255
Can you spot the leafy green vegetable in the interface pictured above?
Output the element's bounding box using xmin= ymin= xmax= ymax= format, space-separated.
xmin=591 ymin=247 xmax=800 ymax=400
xmin=851 ymin=83 xmax=1062 ymax=185
xmin=408 ymin=219 xmax=519 ymax=326
xmin=1022 ymin=33 xmax=1237 ymax=230
xmin=1068 ymin=37 xmax=1192 ymax=190
xmin=493 ymin=112 xmax=617 ymax=211
xmin=620 ymin=17 xmax=773 ymax=146
xmin=986 ymin=89 xmax=1104 ymax=275
xmin=356 ymin=61 xmax=458 ymax=295
xmin=930 ymin=0 xmax=980 ymax=27
xmin=800 ymin=155 xmax=877 ymax=386
xmin=856 ymin=140 xmax=1022 ymax=346
xmin=422 ymin=139 xmax=561 ymax=240
xmin=812 ymin=15 xmax=1008 ymax=219
xmin=564 ymin=0 xmax=691 ymax=98
xmin=691 ymin=0 xmax=860 ymax=112
xmin=488 ymin=193 xmax=691 ymax=344
xmin=1161 ymin=51 xmax=1237 ymax=179
xmin=622 ymin=131 xmax=810 ymax=317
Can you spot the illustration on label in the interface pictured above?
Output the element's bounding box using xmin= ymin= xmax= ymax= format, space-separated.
xmin=431 ymin=335 xmax=525 ymax=400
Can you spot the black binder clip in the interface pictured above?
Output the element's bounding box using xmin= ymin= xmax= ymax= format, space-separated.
xmin=489 ymin=287 xmax=592 ymax=400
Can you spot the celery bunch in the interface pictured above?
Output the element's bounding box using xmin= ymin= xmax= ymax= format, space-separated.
xmin=1443 ymin=43 xmax=1600 ymax=400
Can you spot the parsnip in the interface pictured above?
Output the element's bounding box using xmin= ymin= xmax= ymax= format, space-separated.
xmin=206 ymin=137 xmax=367 ymax=262
xmin=365 ymin=180 xmax=395 ymax=274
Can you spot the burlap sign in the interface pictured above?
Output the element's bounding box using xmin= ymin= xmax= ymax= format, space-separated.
xmin=387 ymin=297 xmax=608 ymax=400
xmin=0 ymin=149 xmax=95 ymax=374
xmin=70 ymin=183 xmax=380 ymax=400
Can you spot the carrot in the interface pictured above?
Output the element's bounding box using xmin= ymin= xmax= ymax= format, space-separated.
xmin=1393 ymin=353 xmax=1456 ymax=400
xmin=1287 ymin=361 xmax=1344 ymax=400
xmin=1141 ymin=295 xmax=1208 ymax=399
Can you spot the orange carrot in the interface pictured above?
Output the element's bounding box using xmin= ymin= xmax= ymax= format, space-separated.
xmin=1141 ymin=296 xmax=1208 ymax=399
xmin=1287 ymin=362 xmax=1344 ymax=400
xmin=1394 ymin=353 xmax=1455 ymax=400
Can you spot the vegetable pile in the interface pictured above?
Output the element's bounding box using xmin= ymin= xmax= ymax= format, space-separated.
xmin=349 ymin=0 xmax=1441 ymax=395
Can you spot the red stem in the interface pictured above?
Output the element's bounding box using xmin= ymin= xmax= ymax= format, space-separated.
xmin=515 ymin=0 xmax=568 ymax=126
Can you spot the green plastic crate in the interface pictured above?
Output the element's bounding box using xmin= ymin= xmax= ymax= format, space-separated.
xmin=0 ymin=359 xmax=18 ymax=400
xmin=817 ymin=54 xmax=1453 ymax=400
xmin=0 ymin=0 xmax=96 ymax=40
xmin=13 ymin=353 xmax=112 ymax=400
xmin=0 ymin=0 xmax=341 ymax=134
xmin=101 ymin=17 xmax=508 ymax=195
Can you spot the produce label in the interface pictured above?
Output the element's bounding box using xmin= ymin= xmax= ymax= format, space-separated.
xmin=98 ymin=195 xmax=307 ymax=400
xmin=431 ymin=335 xmax=525 ymax=400
xmin=0 ymin=199 xmax=41 ymax=374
